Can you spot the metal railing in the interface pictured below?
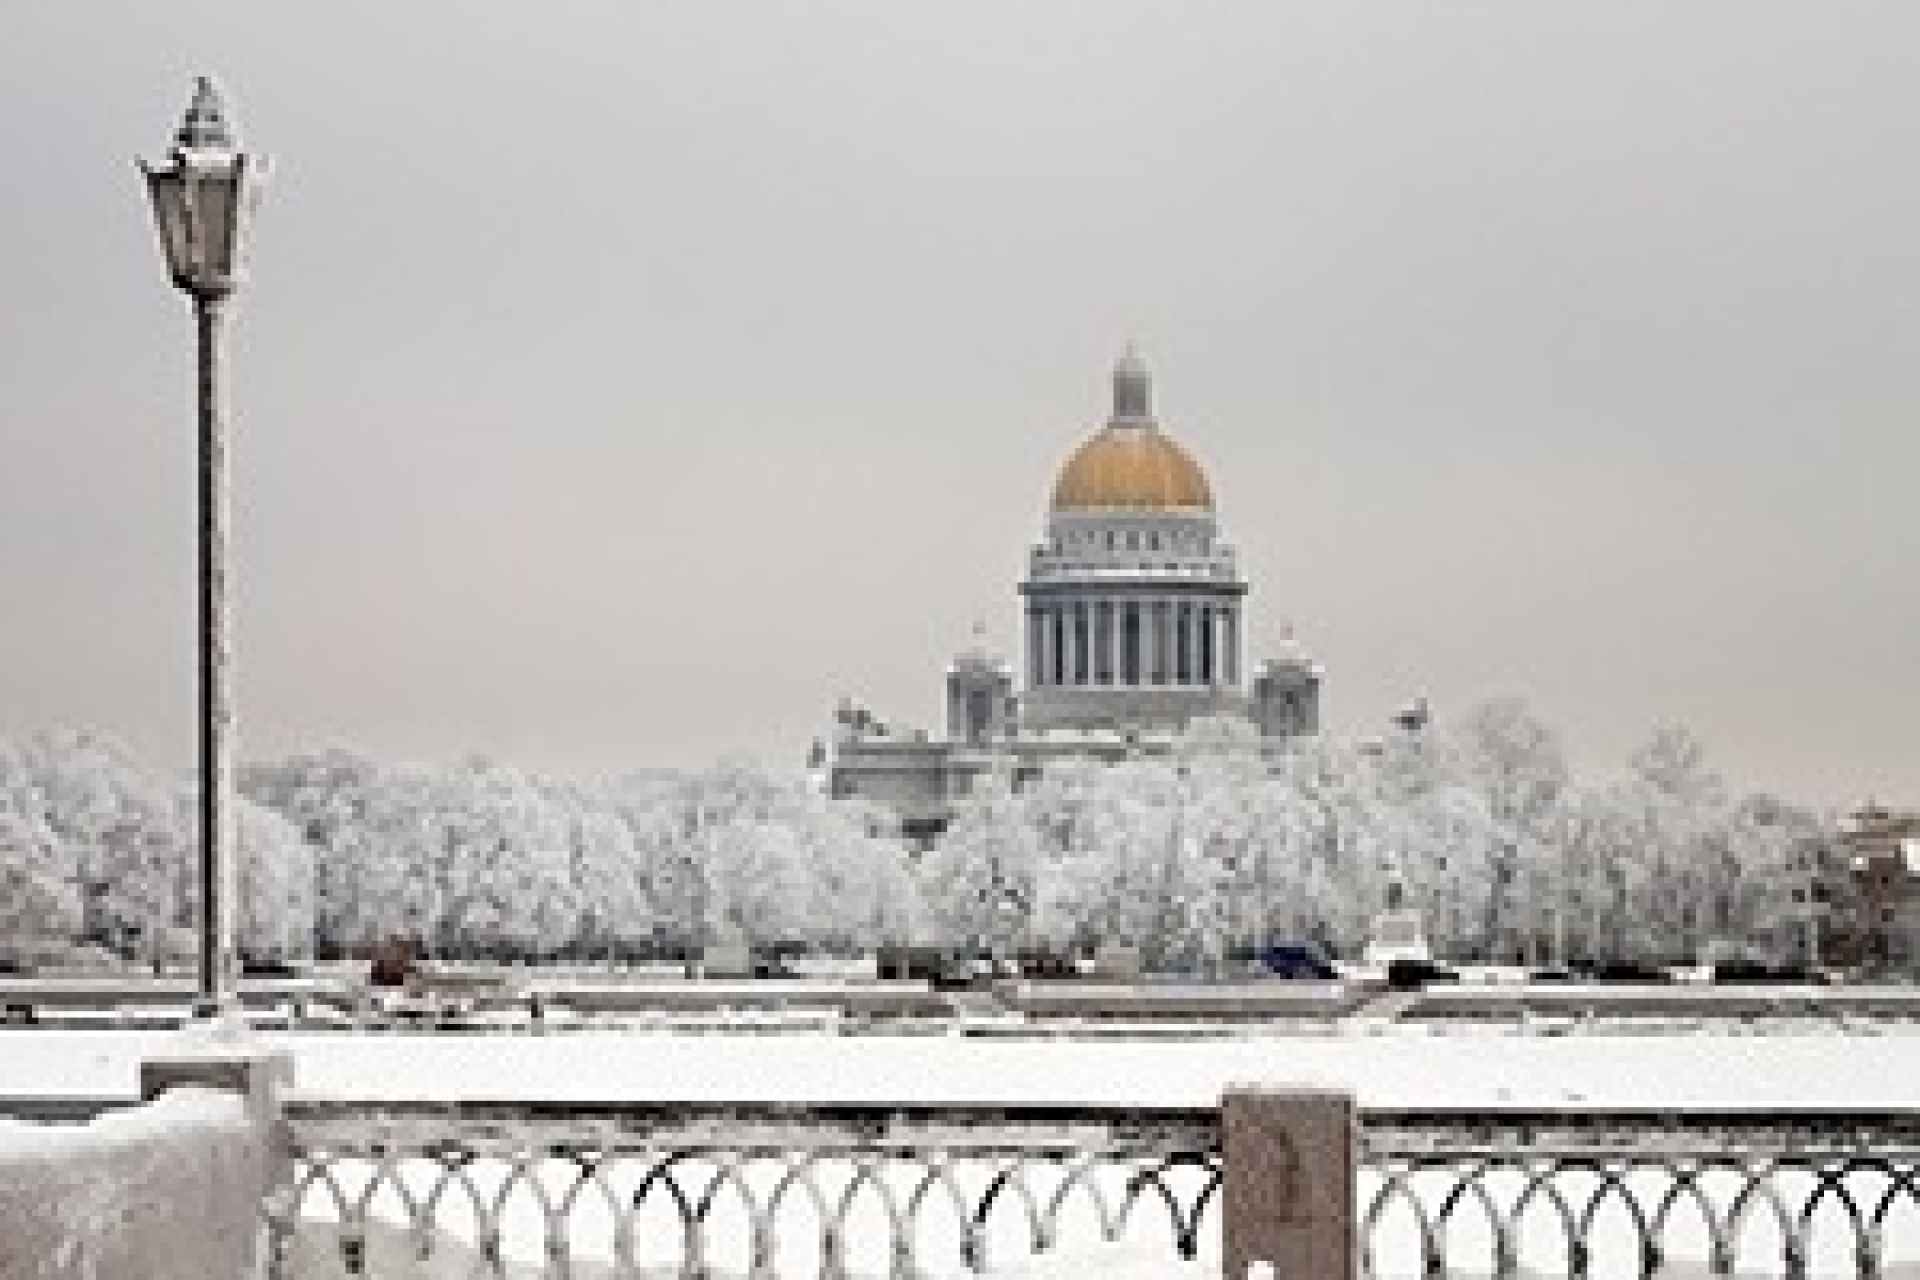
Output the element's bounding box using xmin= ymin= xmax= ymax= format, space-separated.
xmin=276 ymin=1099 xmax=1221 ymax=1277
xmin=1363 ymin=1109 xmax=1920 ymax=1277
xmin=273 ymin=1099 xmax=1920 ymax=1277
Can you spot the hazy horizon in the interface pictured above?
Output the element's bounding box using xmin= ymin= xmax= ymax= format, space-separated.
xmin=2 ymin=3 xmax=1915 ymax=807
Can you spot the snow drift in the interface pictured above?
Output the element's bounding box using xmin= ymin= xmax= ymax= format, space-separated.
xmin=0 ymin=1088 xmax=267 ymax=1279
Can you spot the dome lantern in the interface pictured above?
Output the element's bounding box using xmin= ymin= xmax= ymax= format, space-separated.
xmin=1050 ymin=350 xmax=1212 ymax=512
xmin=1112 ymin=344 xmax=1152 ymax=426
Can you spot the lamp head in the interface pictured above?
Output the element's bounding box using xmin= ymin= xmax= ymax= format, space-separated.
xmin=141 ymin=77 xmax=266 ymax=300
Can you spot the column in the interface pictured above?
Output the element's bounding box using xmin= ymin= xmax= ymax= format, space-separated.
xmin=1141 ymin=600 xmax=1158 ymax=686
xmin=1074 ymin=602 xmax=1090 ymax=686
xmin=1044 ymin=606 xmax=1059 ymax=687
xmin=1091 ymin=604 xmax=1102 ymax=686
xmin=1095 ymin=602 xmax=1106 ymax=687
xmin=1088 ymin=602 xmax=1100 ymax=686
xmin=1057 ymin=604 xmax=1071 ymax=687
xmin=1121 ymin=603 xmax=1138 ymax=685
xmin=1183 ymin=602 xmax=1201 ymax=685
xmin=1160 ymin=600 xmax=1175 ymax=685
xmin=1036 ymin=607 xmax=1051 ymax=688
xmin=1161 ymin=599 xmax=1176 ymax=685
xmin=1059 ymin=603 xmax=1072 ymax=686
xmin=1064 ymin=603 xmax=1077 ymax=686
xmin=1212 ymin=608 xmax=1229 ymax=687
xmin=1105 ymin=598 xmax=1121 ymax=679
xmin=1198 ymin=606 xmax=1213 ymax=687
xmin=1062 ymin=604 xmax=1074 ymax=686
xmin=1227 ymin=605 xmax=1241 ymax=685
xmin=1152 ymin=602 xmax=1167 ymax=687
xmin=1159 ymin=598 xmax=1175 ymax=679
xmin=1027 ymin=609 xmax=1042 ymax=690
xmin=1145 ymin=600 xmax=1159 ymax=685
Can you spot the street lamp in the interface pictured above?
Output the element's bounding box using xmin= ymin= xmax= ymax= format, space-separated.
xmin=140 ymin=77 xmax=267 ymax=1016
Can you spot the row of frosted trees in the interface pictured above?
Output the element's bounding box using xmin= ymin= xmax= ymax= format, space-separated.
xmin=0 ymin=731 xmax=916 ymax=966
xmin=239 ymin=752 xmax=920 ymax=961
xmin=0 ymin=701 xmax=1834 ymax=970
xmin=0 ymin=730 xmax=313 ymax=968
xmin=928 ymin=704 xmax=1831 ymax=971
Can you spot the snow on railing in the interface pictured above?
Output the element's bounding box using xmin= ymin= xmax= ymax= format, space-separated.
xmin=11 ymin=1082 xmax=1920 ymax=1277
xmin=0 ymin=1088 xmax=270 ymax=1280
xmin=271 ymin=1097 xmax=1920 ymax=1278
xmin=274 ymin=1098 xmax=1226 ymax=1277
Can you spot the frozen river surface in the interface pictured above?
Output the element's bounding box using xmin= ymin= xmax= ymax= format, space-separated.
xmin=6 ymin=1026 xmax=1920 ymax=1109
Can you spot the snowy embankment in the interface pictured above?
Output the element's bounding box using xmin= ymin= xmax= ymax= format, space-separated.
xmin=0 ymin=1088 xmax=266 ymax=1280
xmin=7 ymin=1028 xmax=1920 ymax=1109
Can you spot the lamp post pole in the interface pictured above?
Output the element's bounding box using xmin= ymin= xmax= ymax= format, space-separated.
xmin=194 ymin=290 xmax=232 ymax=1014
xmin=142 ymin=79 xmax=266 ymax=1017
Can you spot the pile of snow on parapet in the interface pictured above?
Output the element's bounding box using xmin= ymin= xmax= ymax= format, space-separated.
xmin=0 ymin=1088 xmax=265 ymax=1279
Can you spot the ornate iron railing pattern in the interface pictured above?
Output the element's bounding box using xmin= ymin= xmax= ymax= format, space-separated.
xmin=272 ymin=1102 xmax=1920 ymax=1278
xmin=1360 ymin=1152 xmax=1920 ymax=1277
xmin=274 ymin=1100 xmax=1223 ymax=1278
xmin=1359 ymin=1111 xmax=1920 ymax=1278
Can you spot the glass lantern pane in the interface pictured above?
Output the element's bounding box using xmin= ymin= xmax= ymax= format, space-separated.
xmin=145 ymin=171 xmax=196 ymax=283
xmin=191 ymin=172 xmax=242 ymax=278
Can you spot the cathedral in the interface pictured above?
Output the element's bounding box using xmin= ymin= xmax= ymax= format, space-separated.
xmin=826 ymin=351 xmax=1322 ymax=841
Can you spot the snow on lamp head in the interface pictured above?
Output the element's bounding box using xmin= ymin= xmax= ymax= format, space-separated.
xmin=140 ymin=77 xmax=267 ymax=301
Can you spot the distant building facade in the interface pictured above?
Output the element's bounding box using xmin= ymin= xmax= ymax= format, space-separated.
xmin=1835 ymin=804 xmax=1920 ymax=971
xmin=826 ymin=352 xmax=1322 ymax=841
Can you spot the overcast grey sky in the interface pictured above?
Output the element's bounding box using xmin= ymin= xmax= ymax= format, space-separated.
xmin=2 ymin=3 xmax=1915 ymax=805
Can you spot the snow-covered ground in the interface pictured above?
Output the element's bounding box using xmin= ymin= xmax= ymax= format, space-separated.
xmin=4 ymin=1027 xmax=1919 ymax=1109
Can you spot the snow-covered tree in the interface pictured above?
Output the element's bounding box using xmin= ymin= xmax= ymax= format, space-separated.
xmin=559 ymin=790 xmax=653 ymax=958
xmin=242 ymin=753 xmax=578 ymax=958
xmin=0 ymin=811 xmax=81 ymax=963
xmin=1447 ymin=698 xmax=1571 ymax=962
xmin=231 ymin=800 xmax=317 ymax=961
xmin=1720 ymin=793 xmax=1825 ymax=961
xmin=916 ymin=765 xmax=1042 ymax=957
xmin=789 ymin=792 xmax=920 ymax=949
xmin=606 ymin=759 xmax=920 ymax=951
xmin=1 ymin=729 xmax=190 ymax=967
xmin=0 ymin=730 xmax=315 ymax=967
xmin=241 ymin=750 xmax=389 ymax=954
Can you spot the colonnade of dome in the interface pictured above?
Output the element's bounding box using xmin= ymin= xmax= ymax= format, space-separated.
xmin=1028 ymin=592 xmax=1239 ymax=689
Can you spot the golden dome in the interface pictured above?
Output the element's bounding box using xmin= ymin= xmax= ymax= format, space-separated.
xmin=1051 ymin=425 xmax=1213 ymax=511
xmin=1050 ymin=348 xmax=1213 ymax=512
